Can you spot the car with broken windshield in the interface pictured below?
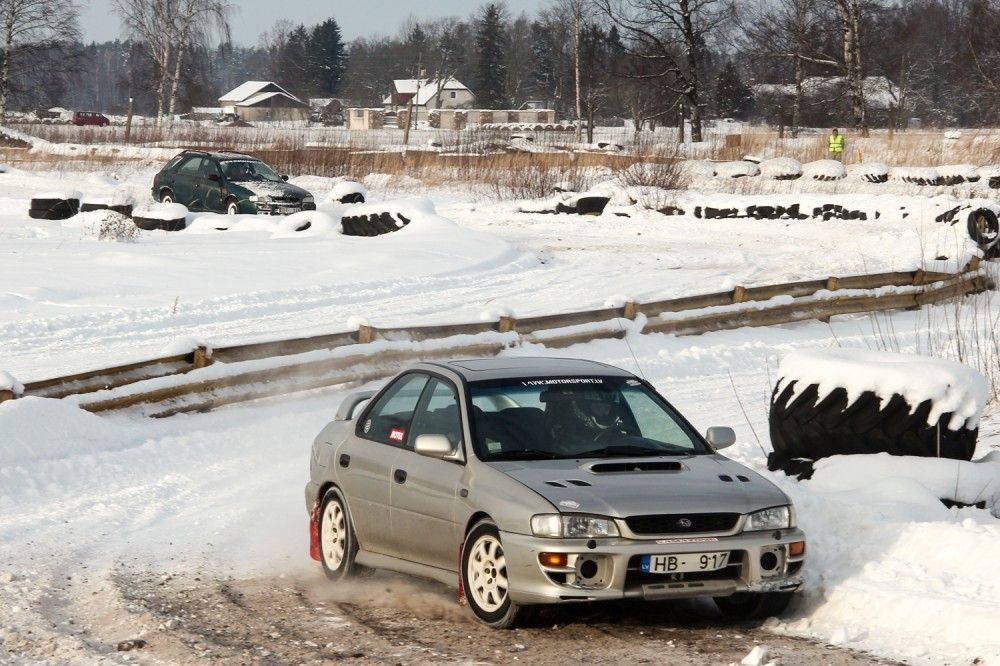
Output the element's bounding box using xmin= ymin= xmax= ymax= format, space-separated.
xmin=151 ymin=150 xmax=316 ymax=215
xmin=305 ymin=357 xmax=806 ymax=628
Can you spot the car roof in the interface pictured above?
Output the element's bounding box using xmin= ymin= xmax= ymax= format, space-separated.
xmin=176 ymin=149 xmax=257 ymax=161
xmin=421 ymin=357 xmax=636 ymax=382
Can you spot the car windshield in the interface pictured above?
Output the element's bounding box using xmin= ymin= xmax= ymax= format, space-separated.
xmin=221 ymin=160 xmax=282 ymax=183
xmin=469 ymin=376 xmax=709 ymax=461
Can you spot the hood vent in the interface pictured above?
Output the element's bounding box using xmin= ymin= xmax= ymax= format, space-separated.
xmin=566 ymin=479 xmax=592 ymax=486
xmin=545 ymin=481 xmax=566 ymax=488
xmin=718 ymin=474 xmax=733 ymax=482
xmin=590 ymin=461 xmax=683 ymax=474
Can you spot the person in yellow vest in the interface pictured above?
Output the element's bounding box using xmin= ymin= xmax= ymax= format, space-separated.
xmin=828 ymin=128 xmax=845 ymax=160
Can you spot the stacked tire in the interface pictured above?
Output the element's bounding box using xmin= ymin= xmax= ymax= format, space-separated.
xmin=29 ymin=196 xmax=80 ymax=220
xmin=340 ymin=211 xmax=410 ymax=236
xmin=768 ymin=373 xmax=980 ymax=480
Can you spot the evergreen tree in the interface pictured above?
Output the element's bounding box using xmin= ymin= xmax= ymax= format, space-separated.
xmin=714 ymin=60 xmax=752 ymax=120
xmin=308 ymin=18 xmax=347 ymax=95
xmin=474 ymin=3 xmax=508 ymax=108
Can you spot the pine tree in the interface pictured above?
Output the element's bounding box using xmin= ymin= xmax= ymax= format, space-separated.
xmin=308 ymin=18 xmax=347 ymax=96
xmin=474 ymin=3 xmax=508 ymax=108
xmin=714 ymin=60 xmax=752 ymax=120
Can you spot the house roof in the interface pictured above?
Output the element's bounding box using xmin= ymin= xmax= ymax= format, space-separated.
xmin=384 ymin=78 xmax=471 ymax=106
xmin=752 ymin=76 xmax=900 ymax=109
xmin=235 ymin=90 xmax=307 ymax=108
xmin=219 ymin=81 xmax=303 ymax=105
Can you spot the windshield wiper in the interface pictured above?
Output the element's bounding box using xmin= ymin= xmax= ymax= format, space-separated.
xmin=489 ymin=449 xmax=562 ymax=460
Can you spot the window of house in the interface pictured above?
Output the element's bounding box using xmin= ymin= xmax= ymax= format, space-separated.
xmin=450 ymin=91 xmax=456 ymax=99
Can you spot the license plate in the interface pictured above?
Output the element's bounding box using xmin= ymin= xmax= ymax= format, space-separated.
xmin=641 ymin=552 xmax=730 ymax=574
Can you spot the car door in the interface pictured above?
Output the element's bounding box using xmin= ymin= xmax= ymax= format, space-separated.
xmin=172 ymin=156 xmax=205 ymax=210
xmin=339 ymin=373 xmax=429 ymax=555
xmin=200 ymin=158 xmax=225 ymax=212
xmin=387 ymin=377 xmax=466 ymax=570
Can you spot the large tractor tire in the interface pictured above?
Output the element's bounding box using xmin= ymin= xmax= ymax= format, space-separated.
xmin=29 ymin=197 xmax=80 ymax=220
xmin=768 ymin=380 xmax=979 ymax=478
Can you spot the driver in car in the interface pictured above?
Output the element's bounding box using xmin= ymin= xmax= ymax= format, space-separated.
xmin=543 ymin=387 xmax=628 ymax=455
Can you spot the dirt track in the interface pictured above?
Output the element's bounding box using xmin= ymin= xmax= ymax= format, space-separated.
xmin=0 ymin=564 xmax=899 ymax=665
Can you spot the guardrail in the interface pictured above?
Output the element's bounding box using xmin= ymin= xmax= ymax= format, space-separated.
xmin=1 ymin=262 xmax=991 ymax=416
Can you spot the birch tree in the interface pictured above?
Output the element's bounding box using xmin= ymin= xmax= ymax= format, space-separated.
xmin=0 ymin=0 xmax=79 ymax=119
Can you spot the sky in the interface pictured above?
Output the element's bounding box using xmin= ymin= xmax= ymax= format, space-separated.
xmin=81 ymin=0 xmax=543 ymax=45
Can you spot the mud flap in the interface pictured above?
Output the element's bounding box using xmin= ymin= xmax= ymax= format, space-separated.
xmin=309 ymin=500 xmax=321 ymax=562
xmin=457 ymin=542 xmax=466 ymax=605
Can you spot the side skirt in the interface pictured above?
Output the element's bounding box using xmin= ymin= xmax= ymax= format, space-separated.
xmin=355 ymin=550 xmax=459 ymax=589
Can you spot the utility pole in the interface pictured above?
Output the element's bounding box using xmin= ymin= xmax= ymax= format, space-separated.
xmin=125 ymin=97 xmax=134 ymax=144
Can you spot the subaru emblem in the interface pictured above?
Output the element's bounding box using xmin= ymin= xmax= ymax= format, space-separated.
xmin=677 ymin=518 xmax=692 ymax=528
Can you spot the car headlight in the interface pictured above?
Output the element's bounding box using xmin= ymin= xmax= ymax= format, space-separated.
xmin=530 ymin=513 xmax=619 ymax=538
xmin=248 ymin=195 xmax=259 ymax=202
xmin=302 ymin=195 xmax=314 ymax=203
xmin=745 ymin=506 xmax=793 ymax=531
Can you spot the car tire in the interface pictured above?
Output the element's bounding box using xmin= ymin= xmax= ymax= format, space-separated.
xmin=714 ymin=592 xmax=794 ymax=620
xmin=967 ymin=208 xmax=999 ymax=249
xmin=225 ymin=198 xmax=240 ymax=215
xmin=318 ymin=488 xmax=361 ymax=581
xmin=461 ymin=520 xmax=532 ymax=629
xmin=159 ymin=189 xmax=175 ymax=204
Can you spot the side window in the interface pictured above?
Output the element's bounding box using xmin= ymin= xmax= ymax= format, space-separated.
xmin=408 ymin=378 xmax=462 ymax=450
xmin=177 ymin=157 xmax=203 ymax=174
xmin=164 ymin=155 xmax=185 ymax=171
xmin=358 ymin=374 xmax=429 ymax=446
xmin=200 ymin=159 xmax=221 ymax=178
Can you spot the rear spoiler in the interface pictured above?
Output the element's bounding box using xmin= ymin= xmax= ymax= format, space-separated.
xmin=335 ymin=390 xmax=377 ymax=421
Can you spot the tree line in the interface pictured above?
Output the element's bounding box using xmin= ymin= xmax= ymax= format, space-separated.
xmin=9 ymin=0 xmax=1000 ymax=136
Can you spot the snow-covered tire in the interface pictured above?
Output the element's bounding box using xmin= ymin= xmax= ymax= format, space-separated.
xmin=340 ymin=210 xmax=410 ymax=236
xmin=461 ymin=520 xmax=532 ymax=629
xmin=132 ymin=215 xmax=186 ymax=232
xmin=714 ymin=592 xmax=794 ymax=620
xmin=339 ymin=192 xmax=365 ymax=204
xmin=318 ymin=488 xmax=362 ymax=581
xmin=159 ymin=189 xmax=175 ymax=204
xmin=29 ymin=198 xmax=79 ymax=220
xmin=767 ymin=379 xmax=979 ymax=476
xmin=80 ymin=203 xmax=134 ymax=217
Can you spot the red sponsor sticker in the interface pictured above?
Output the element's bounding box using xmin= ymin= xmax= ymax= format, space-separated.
xmin=389 ymin=427 xmax=406 ymax=442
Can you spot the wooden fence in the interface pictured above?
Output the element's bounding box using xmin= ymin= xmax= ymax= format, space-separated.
xmin=0 ymin=262 xmax=991 ymax=416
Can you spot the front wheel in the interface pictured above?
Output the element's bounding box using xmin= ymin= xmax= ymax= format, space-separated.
xmin=461 ymin=521 xmax=532 ymax=629
xmin=159 ymin=189 xmax=174 ymax=204
xmin=714 ymin=591 xmax=795 ymax=620
xmin=225 ymin=198 xmax=240 ymax=215
xmin=319 ymin=489 xmax=361 ymax=581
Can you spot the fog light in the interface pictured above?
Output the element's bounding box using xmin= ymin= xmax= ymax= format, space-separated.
xmin=760 ymin=552 xmax=779 ymax=571
xmin=539 ymin=552 xmax=568 ymax=567
xmin=788 ymin=541 xmax=806 ymax=557
xmin=578 ymin=558 xmax=599 ymax=579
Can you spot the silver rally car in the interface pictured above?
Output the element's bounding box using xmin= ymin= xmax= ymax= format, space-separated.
xmin=305 ymin=358 xmax=805 ymax=628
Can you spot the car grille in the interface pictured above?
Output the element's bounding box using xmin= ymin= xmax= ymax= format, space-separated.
xmin=270 ymin=196 xmax=300 ymax=204
xmin=625 ymin=513 xmax=740 ymax=535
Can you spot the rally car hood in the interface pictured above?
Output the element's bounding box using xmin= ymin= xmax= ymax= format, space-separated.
xmin=491 ymin=454 xmax=788 ymax=517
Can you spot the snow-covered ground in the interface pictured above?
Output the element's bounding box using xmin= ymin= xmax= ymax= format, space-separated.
xmin=1 ymin=162 xmax=999 ymax=664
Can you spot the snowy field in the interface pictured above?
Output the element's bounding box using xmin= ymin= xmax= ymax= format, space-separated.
xmin=1 ymin=161 xmax=999 ymax=664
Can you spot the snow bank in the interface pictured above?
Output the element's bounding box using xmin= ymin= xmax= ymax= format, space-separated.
xmin=809 ymin=453 xmax=1000 ymax=512
xmin=0 ymin=397 xmax=124 ymax=468
xmin=777 ymin=349 xmax=987 ymax=430
xmin=133 ymin=202 xmax=188 ymax=221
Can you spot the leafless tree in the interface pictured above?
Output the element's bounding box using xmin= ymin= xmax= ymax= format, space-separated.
xmin=0 ymin=0 xmax=79 ymax=118
xmin=556 ymin=0 xmax=590 ymax=140
xmin=594 ymin=0 xmax=725 ymax=142
xmin=114 ymin=0 xmax=230 ymax=125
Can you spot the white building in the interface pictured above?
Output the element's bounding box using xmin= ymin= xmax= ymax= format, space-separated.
xmin=383 ymin=78 xmax=475 ymax=122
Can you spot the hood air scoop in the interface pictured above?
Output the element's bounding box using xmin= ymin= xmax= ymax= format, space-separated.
xmin=589 ymin=461 xmax=684 ymax=474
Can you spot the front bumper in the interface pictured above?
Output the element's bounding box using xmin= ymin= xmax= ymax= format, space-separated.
xmin=251 ymin=200 xmax=316 ymax=215
xmin=501 ymin=528 xmax=805 ymax=605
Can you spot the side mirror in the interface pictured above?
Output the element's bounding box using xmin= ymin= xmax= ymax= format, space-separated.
xmin=281 ymin=174 xmax=289 ymax=181
xmin=414 ymin=434 xmax=455 ymax=459
xmin=207 ymin=173 xmax=220 ymax=182
xmin=705 ymin=426 xmax=736 ymax=449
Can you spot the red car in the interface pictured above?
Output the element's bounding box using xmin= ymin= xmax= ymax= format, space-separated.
xmin=71 ymin=111 xmax=110 ymax=127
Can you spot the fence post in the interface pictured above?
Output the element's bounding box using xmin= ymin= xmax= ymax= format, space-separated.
xmin=497 ymin=316 xmax=517 ymax=333
xmin=0 ymin=389 xmax=13 ymax=404
xmin=358 ymin=324 xmax=374 ymax=344
xmin=192 ymin=345 xmax=212 ymax=369
xmin=623 ymin=300 xmax=639 ymax=320
xmin=826 ymin=277 xmax=841 ymax=291
xmin=911 ymin=269 xmax=926 ymax=286
xmin=732 ymin=286 xmax=747 ymax=304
